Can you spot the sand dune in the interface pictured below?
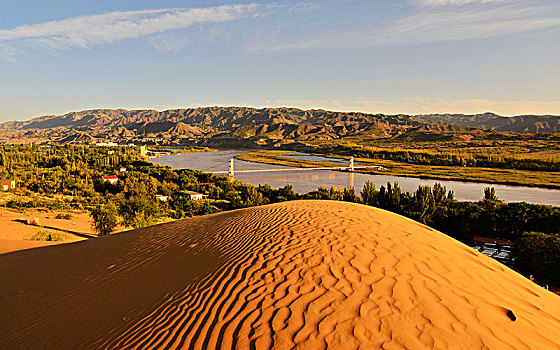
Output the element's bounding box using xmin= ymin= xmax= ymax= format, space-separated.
xmin=0 ymin=200 xmax=558 ymax=349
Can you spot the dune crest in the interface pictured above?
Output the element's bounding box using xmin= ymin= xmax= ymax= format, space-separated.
xmin=0 ymin=200 xmax=558 ymax=349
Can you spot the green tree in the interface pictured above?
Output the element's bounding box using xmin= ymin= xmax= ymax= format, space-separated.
xmin=377 ymin=182 xmax=402 ymax=213
xmin=360 ymin=180 xmax=377 ymax=206
xmin=169 ymin=195 xmax=195 ymax=219
xmin=277 ymin=184 xmax=298 ymax=201
xmin=411 ymin=185 xmax=435 ymax=223
xmin=343 ymin=186 xmax=359 ymax=203
xmin=239 ymin=183 xmax=265 ymax=207
xmin=513 ymin=232 xmax=560 ymax=286
xmin=483 ymin=187 xmax=499 ymax=201
xmin=198 ymin=200 xmax=220 ymax=215
xmin=120 ymin=194 xmax=160 ymax=228
xmin=91 ymin=201 xmax=118 ymax=236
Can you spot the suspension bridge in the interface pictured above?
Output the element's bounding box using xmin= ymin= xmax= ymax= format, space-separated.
xmin=212 ymin=157 xmax=386 ymax=179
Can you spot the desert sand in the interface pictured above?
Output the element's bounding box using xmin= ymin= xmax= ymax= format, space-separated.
xmin=0 ymin=208 xmax=90 ymax=254
xmin=0 ymin=200 xmax=558 ymax=349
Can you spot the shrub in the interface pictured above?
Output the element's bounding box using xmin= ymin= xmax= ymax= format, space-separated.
xmin=55 ymin=213 xmax=74 ymax=220
xmin=29 ymin=230 xmax=66 ymax=241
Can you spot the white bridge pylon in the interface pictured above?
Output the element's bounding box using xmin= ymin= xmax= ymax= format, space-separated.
xmin=219 ymin=155 xmax=385 ymax=180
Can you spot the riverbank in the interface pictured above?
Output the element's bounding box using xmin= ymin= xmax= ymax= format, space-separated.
xmin=236 ymin=150 xmax=560 ymax=189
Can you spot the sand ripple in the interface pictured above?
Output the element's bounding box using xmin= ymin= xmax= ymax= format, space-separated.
xmin=0 ymin=200 xmax=559 ymax=349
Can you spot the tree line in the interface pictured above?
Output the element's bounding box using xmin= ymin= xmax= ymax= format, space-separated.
xmin=320 ymin=143 xmax=560 ymax=171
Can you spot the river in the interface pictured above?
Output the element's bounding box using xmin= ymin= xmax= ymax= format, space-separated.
xmin=151 ymin=150 xmax=560 ymax=206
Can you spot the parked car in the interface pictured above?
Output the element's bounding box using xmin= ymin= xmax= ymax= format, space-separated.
xmin=481 ymin=248 xmax=498 ymax=257
xmin=493 ymin=251 xmax=510 ymax=260
xmin=501 ymin=245 xmax=512 ymax=253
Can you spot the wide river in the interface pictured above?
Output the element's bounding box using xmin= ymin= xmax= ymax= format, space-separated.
xmin=152 ymin=150 xmax=560 ymax=206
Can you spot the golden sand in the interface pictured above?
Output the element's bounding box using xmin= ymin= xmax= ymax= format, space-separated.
xmin=0 ymin=208 xmax=90 ymax=254
xmin=0 ymin=200 xmax=558 ymax=349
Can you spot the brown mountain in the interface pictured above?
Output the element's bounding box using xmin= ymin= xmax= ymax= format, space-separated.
xmin=1 ymin=107 xmax=556 ymax=146
xmin=0 ymin=107 xmax=430 ymax=145
xmin=416 ymin=113 xmax=560 ymax=133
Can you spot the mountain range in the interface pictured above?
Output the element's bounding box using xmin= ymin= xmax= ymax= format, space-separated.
xmin=416 ymin=113 xmax=560 ymax=134
xmin=0 ymin=107 xmax=558 ymax=146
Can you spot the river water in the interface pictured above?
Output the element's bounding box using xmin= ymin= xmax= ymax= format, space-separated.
xmin=151 ymin=150 xmax=560 ymax=206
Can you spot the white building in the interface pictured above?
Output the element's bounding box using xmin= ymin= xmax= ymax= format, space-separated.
xmin=156 ymin=195 xmax=168 ymax=202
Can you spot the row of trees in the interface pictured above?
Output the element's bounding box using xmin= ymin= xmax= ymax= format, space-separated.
xmin=320 ymin=143 xmax=560 ymax=171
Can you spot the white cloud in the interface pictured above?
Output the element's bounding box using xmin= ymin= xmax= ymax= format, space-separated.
xmin=418 ymin=0 xmax=508 ymax=5
xmin=0 ymin=4 xmax=258 ymax=58
xmin=370 ymin=3 xmax=560 ymax=46
xmin=246 ymin=1 xmax=560 ymax=51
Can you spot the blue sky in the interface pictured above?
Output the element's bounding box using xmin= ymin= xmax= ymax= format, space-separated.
xmin=0 ymin=0 xmax=559 ymax=121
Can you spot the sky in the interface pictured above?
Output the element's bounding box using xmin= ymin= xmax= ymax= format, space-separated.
xmin=0 ymin=0 xmax=559 ymax=121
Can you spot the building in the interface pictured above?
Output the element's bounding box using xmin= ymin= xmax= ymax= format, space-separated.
xmin=156 ymin=195 xmax=168 ymax=202
xmin=1 ymin=180 xmax=15 ymax=191
xmin=119 ymin=166 xmax=127 ymax=173
xmin=183 ymin=190 xmax=205 ymax=201
xmin=100 ymin=175 xmax=118 ymax=184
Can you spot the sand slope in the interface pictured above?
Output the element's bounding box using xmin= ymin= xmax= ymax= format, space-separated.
xmin=0 ymin=200 xmax=558 ymax=349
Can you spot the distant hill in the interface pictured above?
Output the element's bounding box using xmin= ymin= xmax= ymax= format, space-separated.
xmin=416 ymin=113 xmax=560 ymax=133
xmin=0 ymin=107 xmax=427 ymax=146
xmin=0 ymin=107 xmax=557 ymax=146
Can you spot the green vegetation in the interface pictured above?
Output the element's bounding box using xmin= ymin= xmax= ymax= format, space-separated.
xmin=513 ymin=232 xmax=560 ymax=286
xmin=484 ymin=187 xmax=498 ymax=201
xmin=91 ymin=202 xmax=118 ymax=236
xmin=0 ymin=144 xmax=300 ymax=230
xmin=28 ymin=230 xmax=66 ymax=241
xmin=55 ymin=212 xmax=73 ymax=220
xmin=325 ymin=141 xmax=560 ymax=171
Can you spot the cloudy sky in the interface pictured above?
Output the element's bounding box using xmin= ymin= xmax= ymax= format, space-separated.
xmin=0 ymin=0 xmax=559 ymax=121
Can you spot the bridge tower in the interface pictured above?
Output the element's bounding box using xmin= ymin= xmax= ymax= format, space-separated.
xmin=228 ymin=158 xmax=234 ymax=180
xmin=349 ymin=156 xmax=355 ymax=172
